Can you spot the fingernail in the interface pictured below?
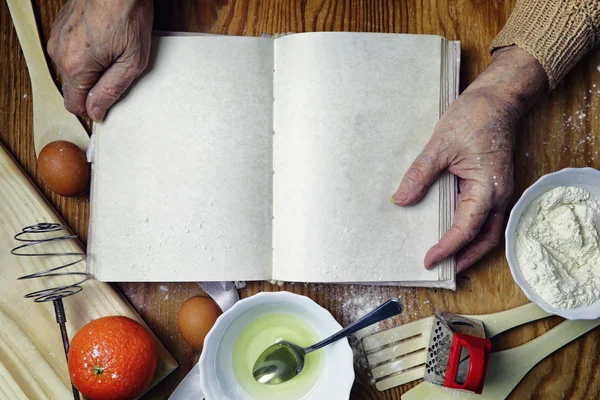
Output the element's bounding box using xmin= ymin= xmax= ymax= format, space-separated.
xmin=90 ymin=106 xmax=106 ymax=121
xmin=391 ymin=191 xmax=408 ymax=204
xmin=424 ymin=248 xmax=440 ymax=269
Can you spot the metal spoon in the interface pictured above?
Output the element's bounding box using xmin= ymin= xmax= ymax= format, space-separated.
xmin=252 ymin=298 xmax=403 ymax=385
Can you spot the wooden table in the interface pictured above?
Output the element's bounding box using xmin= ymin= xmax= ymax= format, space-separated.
xmin=2 ymin=1 xmax=600 ymax=398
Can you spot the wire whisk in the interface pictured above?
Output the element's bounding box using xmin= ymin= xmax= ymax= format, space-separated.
xmin=11 ymin=222 xmax=90 ymax=400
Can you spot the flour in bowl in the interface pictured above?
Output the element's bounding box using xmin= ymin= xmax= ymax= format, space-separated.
xmin=516 ymin=186 xmax=600 ymax=309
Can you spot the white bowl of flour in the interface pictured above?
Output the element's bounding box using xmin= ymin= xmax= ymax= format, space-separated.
xmin=506 ymin=167 xmax=600 ymax=320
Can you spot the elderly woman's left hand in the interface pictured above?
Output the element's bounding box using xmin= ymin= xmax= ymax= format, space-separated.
xmin=393 ymin=46 xmax=548 ymax=273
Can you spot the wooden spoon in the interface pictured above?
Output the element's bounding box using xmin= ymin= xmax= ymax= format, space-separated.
xmin=6 ymin=0 xmax=89 ymax=157
xmin=363 ymin=302 xmax=550 ymax=390
xmin=400 ymin=318 xmax=600 ymax=399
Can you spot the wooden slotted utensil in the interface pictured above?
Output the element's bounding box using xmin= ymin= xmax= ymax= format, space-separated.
xmin=362 ymin=302 xmax=550 ymax=391
xmin=6 ymin=0 xmax=89 ymax=157
xmin=400 ymin=318 xmax=600 ymax=399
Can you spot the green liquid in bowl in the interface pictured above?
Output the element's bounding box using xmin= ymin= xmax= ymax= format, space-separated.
xmin=232 ymin=312 xmax=323 ymax=399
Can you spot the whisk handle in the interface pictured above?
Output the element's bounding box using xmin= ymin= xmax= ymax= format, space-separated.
xmin=53 ymin=299 xmax=80 ymax=400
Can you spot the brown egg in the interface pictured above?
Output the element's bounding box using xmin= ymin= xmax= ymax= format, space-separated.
xmin=178 ymin=296 xmax=222 ymax=351
xmin=37 ymin=140 xmax=90 ymax=197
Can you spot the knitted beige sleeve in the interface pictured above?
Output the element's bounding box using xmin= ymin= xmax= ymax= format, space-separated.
xmin=491 ymin=0 xmax=600 ymax=88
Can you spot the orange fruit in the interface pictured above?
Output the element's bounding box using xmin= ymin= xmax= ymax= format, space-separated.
xmin=68 ymin=316 xmax=158 ymax=400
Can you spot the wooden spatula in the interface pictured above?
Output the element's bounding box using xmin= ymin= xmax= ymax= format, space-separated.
xmin=362 ymin=302 xmax=550 ymax=391
xmin=400 ymin=318 xmax=600 ymax=399
xmin=6 ymin=0 xmax=89 ymax=157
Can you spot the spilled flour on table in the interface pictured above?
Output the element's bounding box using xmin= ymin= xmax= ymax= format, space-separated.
xmin=326 ymin=284 xmax=430 ymax=383
xmin=524 ymin=85 xmax=600 ymax=164
xmin=338 ymin=286 xmax=391 ymax=379
xmin=342 ymin=294 xmax=383 ymax=339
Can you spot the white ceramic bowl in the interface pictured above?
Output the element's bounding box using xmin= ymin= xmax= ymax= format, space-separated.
xmin=198 ymin=291 xmax=355 ymax=399
xmin=505 ymin=167 xmax=600 ymax=320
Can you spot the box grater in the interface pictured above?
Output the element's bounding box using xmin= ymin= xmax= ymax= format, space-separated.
xmin=424 ymin=311 xmax=491 ymax=394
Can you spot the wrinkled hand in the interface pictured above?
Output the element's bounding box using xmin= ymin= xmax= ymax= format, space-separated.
xmin=48 ymin=0 xmax=153 ymax=121
xmin=393 ymin=46 xmax=548 ymax=273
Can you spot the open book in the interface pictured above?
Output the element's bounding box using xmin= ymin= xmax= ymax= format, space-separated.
xmin=88 ymin=32 xmax=460 ymax=289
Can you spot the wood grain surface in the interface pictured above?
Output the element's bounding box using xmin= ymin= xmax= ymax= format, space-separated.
xmin=2 ymin=1 xmax=600 ymax=399
xmin=0 ymin=140 xmax=178 ymax=399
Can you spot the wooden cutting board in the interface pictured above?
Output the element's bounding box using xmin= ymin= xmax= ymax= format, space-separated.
xmin=0 ymin=141 xmax=178 ymax=399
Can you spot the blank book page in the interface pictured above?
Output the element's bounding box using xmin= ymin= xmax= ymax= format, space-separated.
xmin=89 ymin=36 xmax=274 ymax=281
xmin=273 ymin=32 xmax=443 ymax=283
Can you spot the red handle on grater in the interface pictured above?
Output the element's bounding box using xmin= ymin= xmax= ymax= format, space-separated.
xmin=443 ymin=333 xmax=491 ymax=394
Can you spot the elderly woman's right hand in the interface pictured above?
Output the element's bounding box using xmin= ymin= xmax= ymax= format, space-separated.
xmin=47 ymin=0 xmax=153 ymax=121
